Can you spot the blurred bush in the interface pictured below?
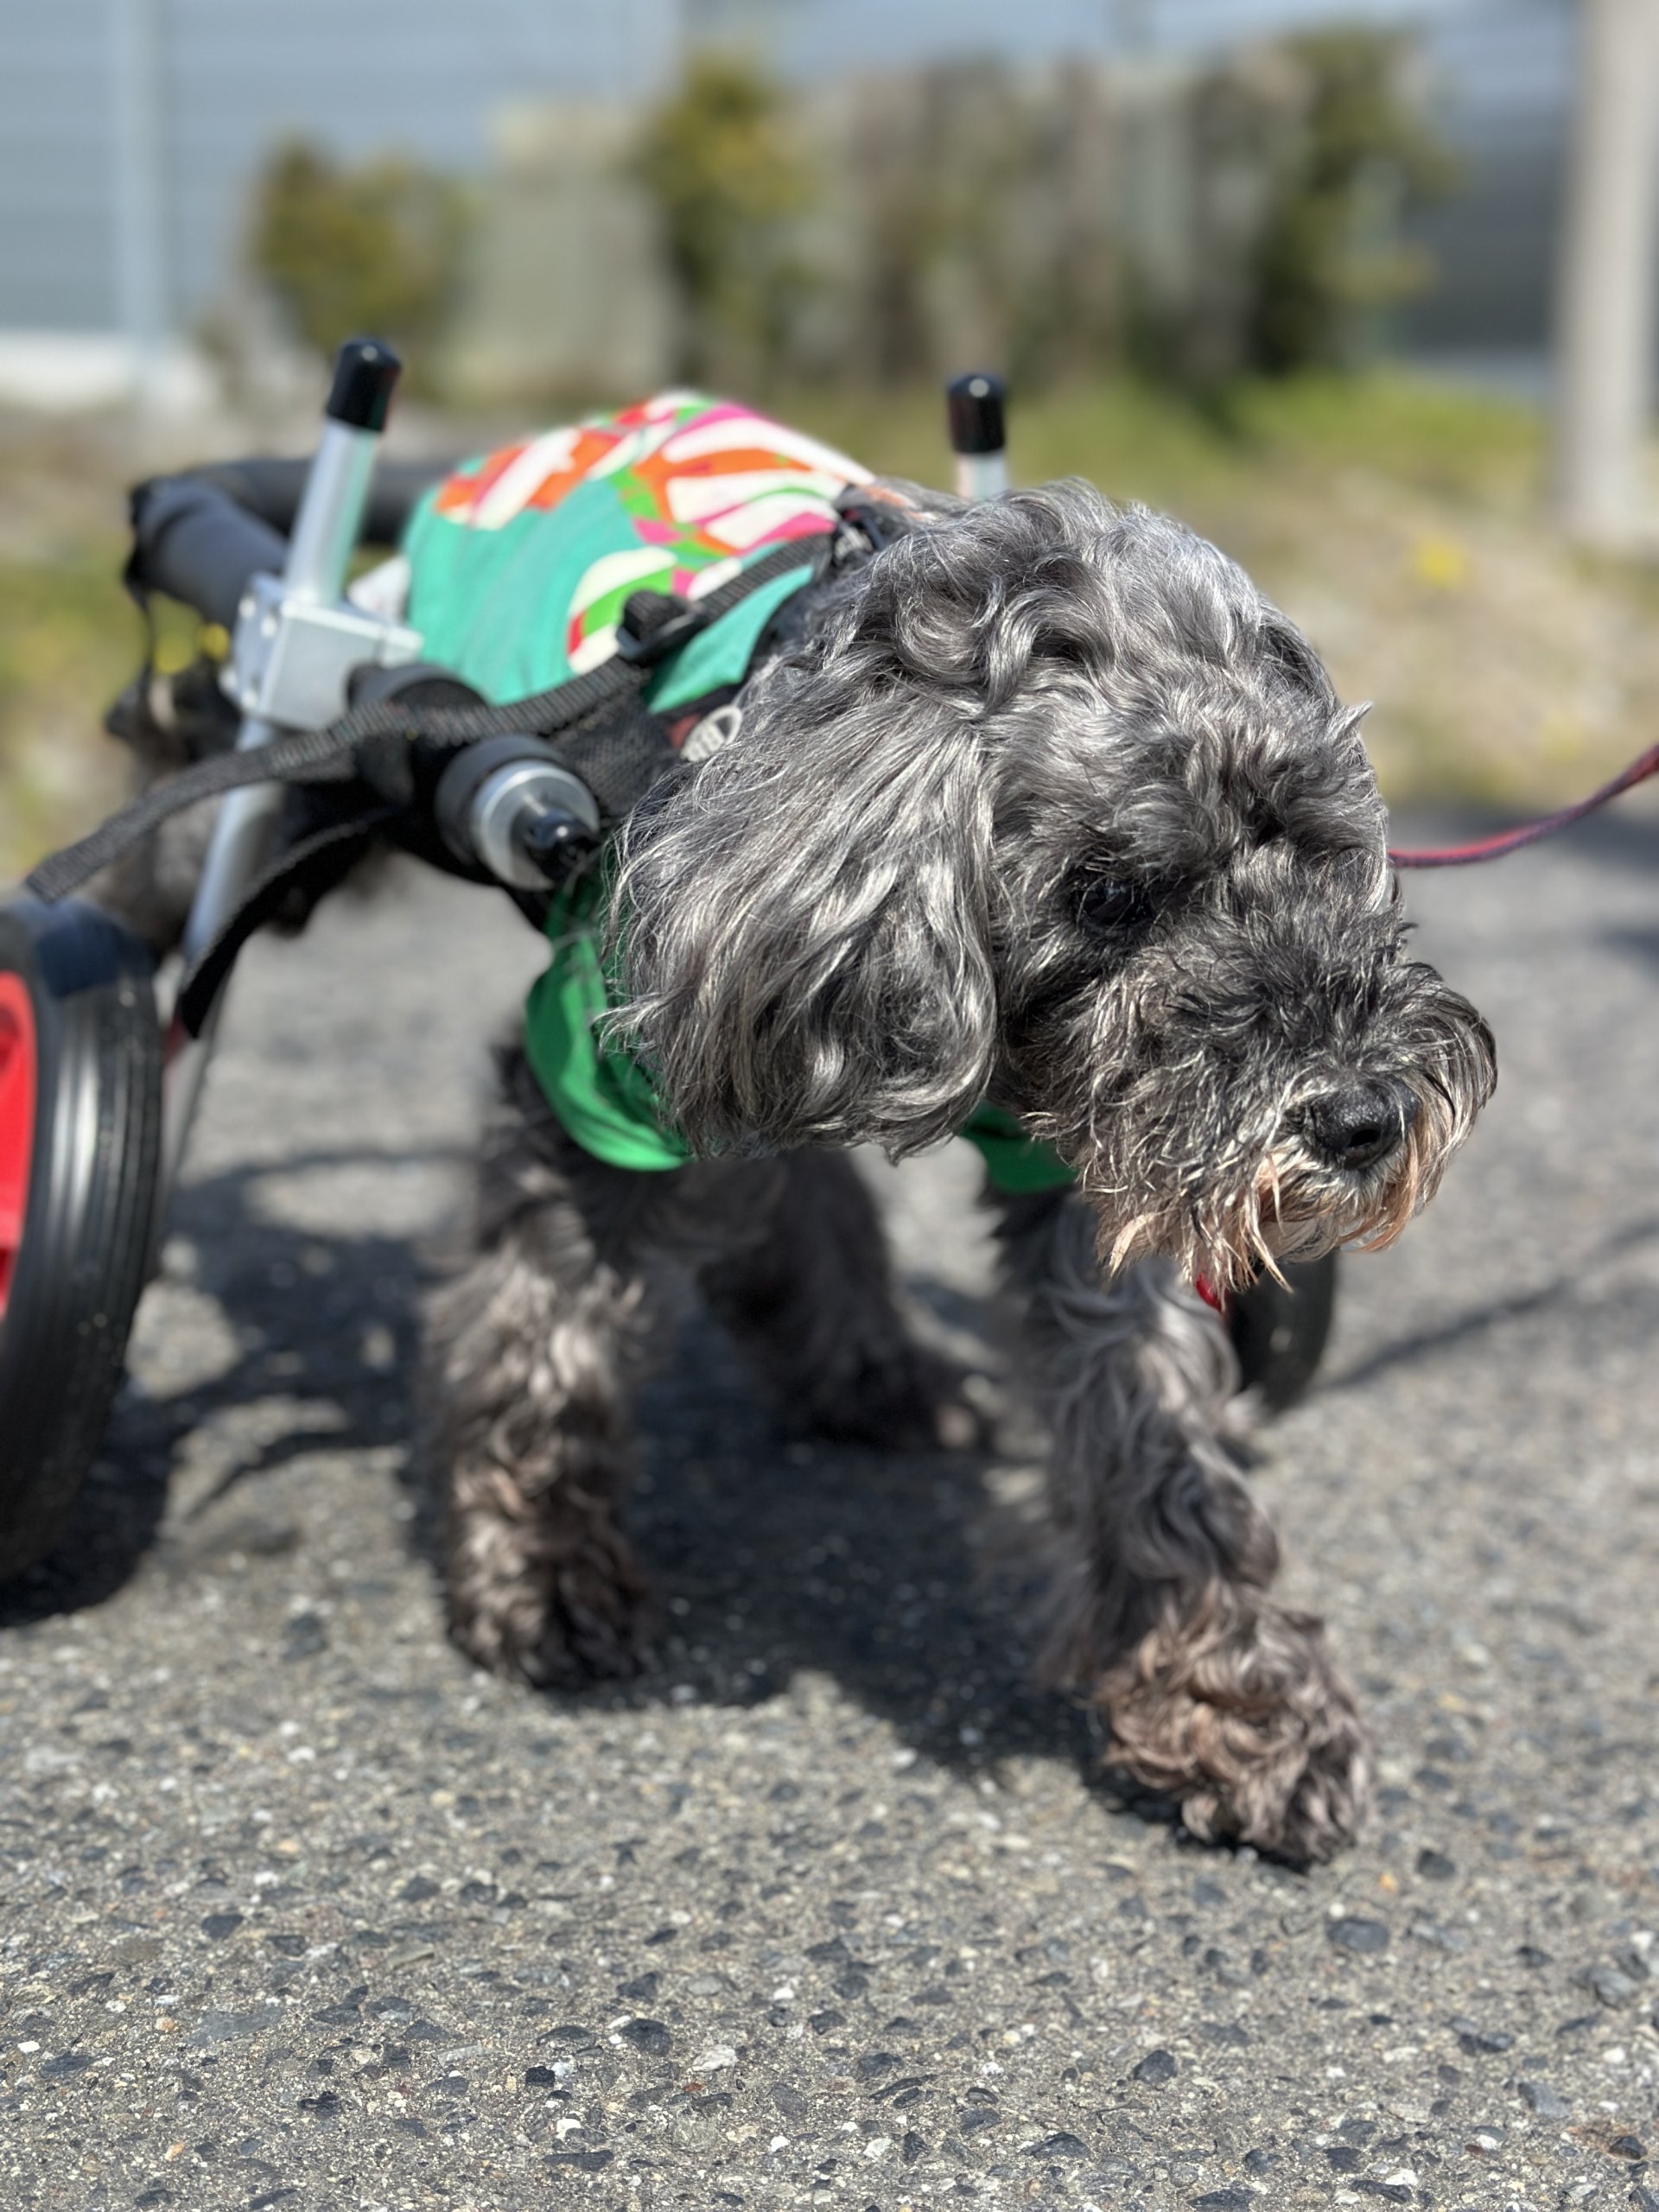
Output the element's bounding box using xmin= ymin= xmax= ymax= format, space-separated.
xmin=250 ymin=140 xmax=471 ymax=382
xmin=620 ymin=34 xmax=1448 ymax=398
xmin=1247 ymin=30 xmax=1453 ymax=374
xmin=635 ymin=53 xmax=811 ymax=387
xmin=248 ymin=35 xmax=1448 ymax=406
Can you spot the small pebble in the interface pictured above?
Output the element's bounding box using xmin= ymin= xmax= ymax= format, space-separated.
xmin=1583 ymin=1965 xmax=1641 ymax=2008
xmin=281 ymin=1613 xmax=327 ymax=1661
xmin=1517 ymin=2078 xmax=1569 ymax=2120
xmin=1130 ymin=2048 xmax=1177 ymax=2084
xmin=1024 ymin=2131 xmax=1087 ymax=2158
xmin=1327 ymin=1916 xmax=1390 ymax=1955
xmin=1451 ymin=2015 xmax=1514 ymax=2055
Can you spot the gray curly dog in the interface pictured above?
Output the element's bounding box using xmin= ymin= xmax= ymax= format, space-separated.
xmin=99 ymin=465 xmax=1494 ymax=1862
xmin=415 ymin=475 xmax=1496 ymax=1867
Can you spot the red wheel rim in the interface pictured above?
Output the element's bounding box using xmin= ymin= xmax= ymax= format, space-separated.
xmin=0 ymin=971 xmax=38 ymax=1325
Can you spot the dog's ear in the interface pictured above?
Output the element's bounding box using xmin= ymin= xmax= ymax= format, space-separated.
xmin=612 ymin=628 xmax=999 ymax=1159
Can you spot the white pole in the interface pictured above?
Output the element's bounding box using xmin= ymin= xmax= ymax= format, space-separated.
xmin=1553 ymin=0 xmax=1659 ymax=545
xmin=110 ymin=0 xmax=170 ymax=413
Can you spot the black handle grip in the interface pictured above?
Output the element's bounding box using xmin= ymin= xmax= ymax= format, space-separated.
xmin=146 ymin=455 xmax=453 ymax=550
xmin=126 ymin=475 xmax=289 ymax=628
xmin=326 ymin=338 xmax=401 ymax=431
xmin=946 ymin=372 xmax=1007 ymax=456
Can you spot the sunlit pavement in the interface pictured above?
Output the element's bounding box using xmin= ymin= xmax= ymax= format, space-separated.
xmin=3 ymin=812 xmax=1657 ymax=2210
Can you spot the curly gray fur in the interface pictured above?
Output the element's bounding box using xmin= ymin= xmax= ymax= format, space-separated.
xmin=96 ymin=466 xmax=1494 ymax=1865
xmin=614 ymin=483 xmax=1491 ymax=1290
xmin=581 ymin=477 xmax=1491 ymax=1858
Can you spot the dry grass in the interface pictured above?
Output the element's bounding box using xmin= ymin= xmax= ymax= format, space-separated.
xmin=5 ymin=371 xmax=1659 ymax=882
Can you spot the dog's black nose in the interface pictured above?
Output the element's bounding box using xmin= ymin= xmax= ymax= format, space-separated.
xmin=1302 ymin=1084 xmax=1416 ymax=1173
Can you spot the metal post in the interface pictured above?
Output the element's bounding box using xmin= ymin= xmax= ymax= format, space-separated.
xmin=159 ymin=342 xmax=403 ymax=1210
xmin=1554 ymin=0 xmax=1659 ymax=544
xmin=947 ymin=373 xmax=1009 ymax=501
xmin=109 ymin=0 xmax=170 ymax=412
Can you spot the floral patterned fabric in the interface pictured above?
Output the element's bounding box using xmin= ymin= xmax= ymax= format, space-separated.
xmin=402 ymin=391 xmax=871 ymax=714
xmin=402 ymin=391 xmax=1075 ymax=1197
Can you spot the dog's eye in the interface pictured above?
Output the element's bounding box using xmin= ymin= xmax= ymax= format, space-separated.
xmin=1075 ymin=874 xmax=1154 ymax=935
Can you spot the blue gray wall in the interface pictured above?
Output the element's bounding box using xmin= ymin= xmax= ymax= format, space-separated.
xmin=0 ymin=0 xmax=1580 ymax=358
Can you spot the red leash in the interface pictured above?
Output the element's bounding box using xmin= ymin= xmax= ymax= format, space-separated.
xmin=1388 ymin=741 xmax=1659 ymax=868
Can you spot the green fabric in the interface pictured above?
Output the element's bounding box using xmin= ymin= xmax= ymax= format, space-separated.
xmin=957 ymin=1103 xmax=1077 ymax=1193
xmin=523 ymin=881 xmax=1075 ymax=1193
xmin=524 ymin=880 xmax=694 ymax=1175
xmin=403 ymin=484 xmax=815 ymax=717
xmin=400 ymin=400 xmax=1077 ymax=1194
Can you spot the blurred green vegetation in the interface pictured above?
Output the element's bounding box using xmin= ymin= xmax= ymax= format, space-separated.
xmin=1247 ymin=30 xmax=1454 ymax=375
xmin=245 ymin=31 xmax=1442 ymax=405
xmin=628 ymin=32 xmax=1444 ymax=396
xmin=5 ymin=370 xmax=1656 ymax=885
xmin=0 ymin=542 xmax=134 ymax=879
xmin=634 ymin=53 xmax=813 ymax=387
xmin=251 ymin=140 xmax=471 ymax=381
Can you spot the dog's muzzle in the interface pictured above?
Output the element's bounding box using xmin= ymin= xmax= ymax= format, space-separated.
xmin=1298 ymin=1081 xmax=1418 ymax=1174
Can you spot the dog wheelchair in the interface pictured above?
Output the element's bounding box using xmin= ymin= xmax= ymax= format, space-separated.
xmin=0 ymin=345 xmax=1337 ymax=1583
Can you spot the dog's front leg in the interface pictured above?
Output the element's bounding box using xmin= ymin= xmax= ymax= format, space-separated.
xmin=426 ymin=1053 xmax=674 ymax=1688
xmin=998 ymin=1191 xmax=1370 ymax=1863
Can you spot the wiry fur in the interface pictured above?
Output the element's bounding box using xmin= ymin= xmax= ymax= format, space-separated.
xmin=575 ymin=477 xmax=1488 ymax=1859
xmin=614 ymin=485 xmax=1490 ymax=1296
xmin=429 ymin=1046 xmax=971 ymax=1687
xmin=102 ymin=472 xmax=1494 ymax=1863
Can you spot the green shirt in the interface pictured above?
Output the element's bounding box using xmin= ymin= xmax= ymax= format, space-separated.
xmin=404 ymin=394 xmax=1075 ymax=1197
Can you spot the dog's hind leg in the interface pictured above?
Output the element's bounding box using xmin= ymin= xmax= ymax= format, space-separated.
xmin=998 ymin=1189 xmax=1370 ymax=1865
xmin=699 ymin=1149 xmax=983 ymax=1452
xmin=427 ymin=1048 xmax=693 ymax=1688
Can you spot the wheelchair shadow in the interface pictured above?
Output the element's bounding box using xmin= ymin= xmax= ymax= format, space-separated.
xmin=0 ymin=1140 xmax=1118 ymax=1815
xmin=1324 ymin=1210 xmax=1659 ymax=1395
xmin=0 ymin=1143 xmax=458 ymax=1633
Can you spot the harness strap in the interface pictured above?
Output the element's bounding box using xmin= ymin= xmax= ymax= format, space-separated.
xmin=26 ymin=535 xmax=829 ymax=908
xmin=175 ymin=804 xmax=400 ymax=1037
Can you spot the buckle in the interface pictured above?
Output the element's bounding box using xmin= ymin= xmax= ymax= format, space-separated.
xmin=613 ymin=589 xmax=709 ymax=668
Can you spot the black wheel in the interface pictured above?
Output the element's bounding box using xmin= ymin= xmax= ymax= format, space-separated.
xmin=1228 ymin=1250 xmax=1338 ymax=1413
xmin=0 ymin=895 xmax=161 ymax=1580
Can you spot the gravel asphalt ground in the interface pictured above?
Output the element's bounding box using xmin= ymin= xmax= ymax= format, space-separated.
xmin=3 ymin=810 xmax=1658 ymax=2212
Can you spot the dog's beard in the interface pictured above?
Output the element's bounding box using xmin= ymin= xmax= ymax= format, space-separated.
xmin=1068 ymin=1029 xmax=1491 ymax=1296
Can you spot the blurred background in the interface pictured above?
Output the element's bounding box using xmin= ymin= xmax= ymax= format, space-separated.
xmin=3 ymin=0 xmax=1657 ymax=876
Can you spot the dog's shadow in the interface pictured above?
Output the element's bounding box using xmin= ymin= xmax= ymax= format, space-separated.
xmin=1 ymin=1141 xmax=1110 ymax=1800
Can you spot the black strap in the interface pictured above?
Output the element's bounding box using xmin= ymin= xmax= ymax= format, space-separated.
xmin=27 ymin=534 xmax=827 ymax=907
xmin=27 ymin=722 xmax=374 ymax=902
xmin=174 ymin=806 xmax=400 ymax=1037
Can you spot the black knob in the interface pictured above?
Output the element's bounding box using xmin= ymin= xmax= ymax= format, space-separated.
xmin=947 ymin=372 xmax=1007 ymax=456
xmin=514 ymin=808 xmax=596 ymax=885
xmin=326 ymin=338 xmax=402 ymax=432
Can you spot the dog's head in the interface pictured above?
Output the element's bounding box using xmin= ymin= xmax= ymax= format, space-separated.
xmin=616 ymin=481 xmax=1494 ymax=1288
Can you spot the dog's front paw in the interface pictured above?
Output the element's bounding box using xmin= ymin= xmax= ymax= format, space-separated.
xmin=445 ymin=1468 xmax=649 ymax=1689
xmin=1096 ymin=1602 xmax=1370 ymax=1865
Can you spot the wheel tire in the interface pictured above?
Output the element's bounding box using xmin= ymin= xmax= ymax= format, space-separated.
xmin=1228 ymin=1249 xmax=1338 ymax=1414
xmin=0 ymin=895 xmax=161 ymax=1580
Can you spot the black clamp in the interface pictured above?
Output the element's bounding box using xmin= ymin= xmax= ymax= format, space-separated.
xmin=613 ymin=589 xmax=709 ymax=668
